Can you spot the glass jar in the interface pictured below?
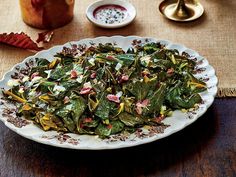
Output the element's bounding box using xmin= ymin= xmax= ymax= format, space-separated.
xmin=19 ymin=0 xmax=75 ymax=29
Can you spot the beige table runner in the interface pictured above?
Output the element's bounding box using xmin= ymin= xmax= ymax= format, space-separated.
xmin=0 ymin=0 xmax=236 ymax=97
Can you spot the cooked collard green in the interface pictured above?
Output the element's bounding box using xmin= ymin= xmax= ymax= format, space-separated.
xmin=3 ymin=42 xmax=207 ymax=138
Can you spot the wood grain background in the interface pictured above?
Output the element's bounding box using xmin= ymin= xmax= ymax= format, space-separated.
xmin=0 ymin=99 xmax=236 ymax=177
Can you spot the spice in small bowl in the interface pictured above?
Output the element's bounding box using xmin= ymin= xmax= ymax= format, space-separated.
xmin=86 ymin=0 xmax=136 ymax=28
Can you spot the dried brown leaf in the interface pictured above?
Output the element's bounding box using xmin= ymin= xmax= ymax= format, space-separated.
xmin=0 ymin=32 xmax=43 ymax=51
xmin=36 ymin=30 xmax=54 ymax=43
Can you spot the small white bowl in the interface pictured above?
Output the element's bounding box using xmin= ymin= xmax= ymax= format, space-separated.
xmin=86 ymin=0 xmax=136 ymax=28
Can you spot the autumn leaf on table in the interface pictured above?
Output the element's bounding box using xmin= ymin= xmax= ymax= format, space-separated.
xmin=0 ymin=32 xmax=43 ymax=51
xmin=36 ymin=30 xmax=54 ymax=43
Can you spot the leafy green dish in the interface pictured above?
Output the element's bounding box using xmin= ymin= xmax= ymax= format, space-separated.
xmin=3 ymin=42 xmax=207 ymax=138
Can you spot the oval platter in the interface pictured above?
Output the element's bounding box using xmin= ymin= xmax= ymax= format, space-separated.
xmin=0 ymin=36 xmax=218 ymax=150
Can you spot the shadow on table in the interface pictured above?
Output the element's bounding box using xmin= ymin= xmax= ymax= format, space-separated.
xmin=89 ymin=20 xmax=143 ymax=37
xmin=44 ymin=19 xmax=142 ymax=49
xmin=2 ymin=103 xmax=219 ymax=177
xmin=164 ymin=11 xmax=207 ymax=29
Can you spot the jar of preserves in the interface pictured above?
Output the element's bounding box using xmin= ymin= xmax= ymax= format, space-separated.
xmin=19 ymin=0 xmax=75 ymax=29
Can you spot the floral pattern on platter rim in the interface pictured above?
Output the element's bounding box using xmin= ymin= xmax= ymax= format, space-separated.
xmin=0 ymin=36 xmax=218 ymax=150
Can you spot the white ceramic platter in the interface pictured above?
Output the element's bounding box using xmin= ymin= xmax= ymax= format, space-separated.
xmin=0 ymin=36 xmax=218 ymax=150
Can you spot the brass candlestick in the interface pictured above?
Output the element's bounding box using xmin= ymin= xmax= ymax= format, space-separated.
xmin=159 ymin=0 xmax=204 ymax=22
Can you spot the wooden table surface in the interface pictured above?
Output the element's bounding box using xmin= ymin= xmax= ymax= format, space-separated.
xmin=1 ymin=98 xmax=236 ymax=177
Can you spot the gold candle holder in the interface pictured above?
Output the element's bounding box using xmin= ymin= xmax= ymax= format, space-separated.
xmin=159 ymin=0 xmax=204 ymax=22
